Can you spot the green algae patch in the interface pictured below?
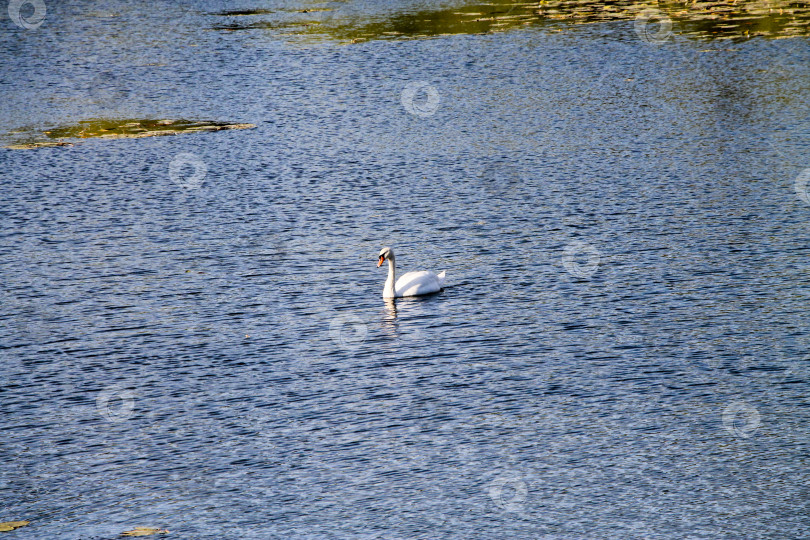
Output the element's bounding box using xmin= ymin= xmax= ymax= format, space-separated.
xmin=5 ymin=141 xmax=75 ymax=150
xmin=120 ymin=527 xmax=169 ymax=536
xmin=213 ymin=0 xmax=810 ymax=43
xmin=0 ymin=521 xmax=30 ymax=532
xmin=5 ymin=118 xmax=256 ymax=150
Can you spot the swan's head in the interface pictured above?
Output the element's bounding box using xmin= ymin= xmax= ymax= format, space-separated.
xmin=377 ymin=246 xmax=393 ymax=267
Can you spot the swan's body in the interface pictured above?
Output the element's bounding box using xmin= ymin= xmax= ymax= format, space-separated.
xmin=377 ymin=247 xmax=445 ymax=298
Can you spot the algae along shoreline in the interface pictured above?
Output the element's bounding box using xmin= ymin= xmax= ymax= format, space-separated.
xmin=5 ymin=119 xmax=256 ymax=150
xmin=213 ymin=0 xmax=810 ymax=43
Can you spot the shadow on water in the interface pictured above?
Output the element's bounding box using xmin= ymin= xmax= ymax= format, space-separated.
xmin=210 ymin=0 xmax=810 ymax=42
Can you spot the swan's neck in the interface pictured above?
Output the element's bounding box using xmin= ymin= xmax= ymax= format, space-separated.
xmin=383 ymin=256 xmax=396 ymax=298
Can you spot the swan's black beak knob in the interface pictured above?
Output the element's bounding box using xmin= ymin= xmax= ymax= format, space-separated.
xmin=377 ymin=255 xmax=385 ymax=268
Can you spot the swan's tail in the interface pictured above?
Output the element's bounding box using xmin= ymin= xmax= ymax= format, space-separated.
xmin=437 ymin=270 xmax=446 ymax=288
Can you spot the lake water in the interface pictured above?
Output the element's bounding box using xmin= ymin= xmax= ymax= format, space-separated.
xmin=1 ymin=1 xmax=809 ymax=538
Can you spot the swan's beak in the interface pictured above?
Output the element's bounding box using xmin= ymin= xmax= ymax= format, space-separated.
xmin=377 ymin=255 xmax=385 ymax=268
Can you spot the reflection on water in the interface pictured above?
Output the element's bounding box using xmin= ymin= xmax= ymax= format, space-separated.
xmin=212 ymin=0 xmax=810 ymax=42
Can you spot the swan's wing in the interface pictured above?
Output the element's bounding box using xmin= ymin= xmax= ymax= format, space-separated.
xmin=395 ymin=270 xmax=443 ymax=297
xmin=436 ymin=270 xmax=446 ymax=288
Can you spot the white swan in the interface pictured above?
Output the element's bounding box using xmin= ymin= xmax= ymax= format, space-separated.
xmin=377 ymin=246 xmax=446 ymax=298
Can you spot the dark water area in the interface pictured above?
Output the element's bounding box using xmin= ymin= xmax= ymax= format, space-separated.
xmin=1 ymin=1 xmax=809 ymax=538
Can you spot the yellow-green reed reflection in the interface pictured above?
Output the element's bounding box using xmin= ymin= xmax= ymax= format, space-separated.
xmin=212 ymin=0 xmax=810 ymax=42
